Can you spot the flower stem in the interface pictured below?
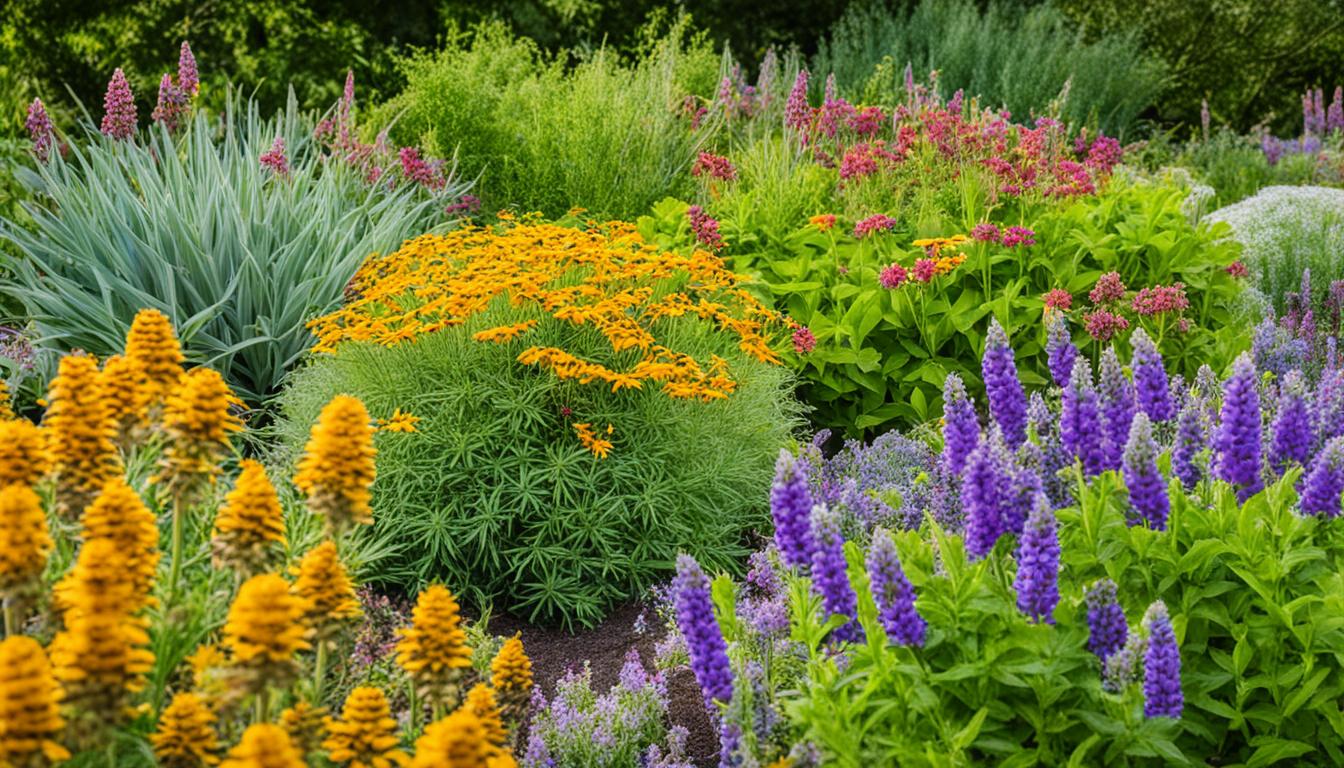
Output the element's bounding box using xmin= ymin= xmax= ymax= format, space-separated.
xmin=169 ymin=492 xmax=185 ymax=602
xmin=314 ymin=642 xmax=328 ymax=707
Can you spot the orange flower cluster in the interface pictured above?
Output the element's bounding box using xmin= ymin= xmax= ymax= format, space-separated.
xmin=571 ymin=423 xmax=613 ymax=459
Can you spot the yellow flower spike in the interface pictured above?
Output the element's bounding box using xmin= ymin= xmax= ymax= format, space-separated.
xmin=293 ymin=395 xmax=377 ymax=538
xmin=70 ymin=477 xmax=160 ymax=610
xmin=395 ymin=585 xmax=472 ymax=713
xmin=410 ymin=709 xmax=496 ymax=768
xmin=151 ymin=692 xmax=222 ymax=768
xmin=185 ymin=643 xmax=230 ymax=704
xmin=222 ymin=573 xmax=310 ymax=695
xmin=0 ymin=418 xmax=47 ymax=488
xmin=279 ymin=700 xmax=329 ymax=757
xmin=219 ymin=724 xmax=305 ymax=768
xmin=460 ymin=683 xmax=506 ymax=750
xmin=0 ymin=635 xmax=69 ymax=768
xmin=0 ymin=378 xmax=13 ymax=420
xmin=490 ymin=634 xmax=533 ymax=718
xmin=123 ymin=307 xmax=185 ymax=419
xmin=0 ymin=484 xmax=54 ymax=626
xmin=43 ymin=353 xmax=121 ymax=519
xmin=99 ymin=353 xmax=147 ymax=445
xmin=294 ymin=540 xmax=361 ymax=643
xmin=322 ymin=686 xmax=410 ymax=768
xmin=160 ymin=367 xmax=244 ymax=505
xmin=213 ymin=460 xmax=287 ymax=578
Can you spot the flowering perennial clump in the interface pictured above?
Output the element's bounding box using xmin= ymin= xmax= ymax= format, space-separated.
xmin=160 ymin=367 xmax=243 ymax=503
xmin=672 ymin=555 xmax=734 ymax=710
xmin=0 ymin=636 xmax=68 ymax=768
xmin=981 ymin=319 xmax=1028 ymax=447
xmin=1130 ymin=329 xmax=1173 ymax=422
xmin=1062 ymin=359 xmax=1106 ymax=477
xmin=223 ymin=573 xmax=311 ymax=694
xmin=293 ymin=394 xmax=377 ymax=537
xmin=100 ymin=68 xmax=137 ymax=140
xmin=213 ymin=460 xmax=287 ymax=576
xmin=295 ymin=541 xmax=362 ymax=643
xmin=490 ymin=635 xmax=534 ymax=719
xmin=942 ymin=373 xmax=980 ymax=476
xmin=1013 ymin=496 xmax=1060 ymax=624
xmin=411 ymin=710 xmax=498 ymax=768
xmin=769 ymin=451 xmax=815 ymax=569
xmin=220 ymin=724 xmax=306 ymax=768
xmin=74 ymin=477 xmax=161 ymax=610
xmin=1142 ymin=602 xmax=1183 ymax=719
xmin=395 ymin=585 xmax=473 ymax=712
xmin=1098 ymin=347 xmax=1135 ymax=471
xmin=810 ymin=505 xmax=862 ymax=643
xmin=124 ymin=308 xmax=186 ymax=417
xmin=866 ymin=529 xmax=926 ymax=646
xmin=461 ymin=683 xmax=507 ymax=750
xmin=1214 ymin=354 xmax=1263 ymax=501
xmin=44 ymin=354 xmax=121 ymax=519
xmin=98 ymin=354 xmax=145 ymax=445
xmin=151 ymin=692 xmax=222 ymax=768
xmin=322 ymin=686 xmax=409 ymax=768
xmin=1123 ymin=414 xmax=1170 ymax=530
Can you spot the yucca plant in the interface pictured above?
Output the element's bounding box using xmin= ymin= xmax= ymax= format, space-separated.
xmin=0 ymin=91 xmax=469 ymax=402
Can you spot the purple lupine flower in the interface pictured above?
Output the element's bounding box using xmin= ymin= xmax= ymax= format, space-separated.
xmin=1098 ymin=347 xmax=1135 ymax=470
xmin=1123 ymin=412 xmax=1169 ymax=530
xmin=1005 ymin=444 xmax=1043 ymax=535
xmin=1084 ymin=579 xmax=1128 ymax=661
xmin=866 ymin=529 xmax=926 ymax=646
xmin=672 ymin=555 xmax=734 ymax=710
xmin=178 ymin=41 xmax=199 ymax=97
xmin=809 ymin=505 xmax=861 ymax=644
xmin=1103 ymin=632 xmax=1143 ymax=693
xmin=1142 ymin=602 xmax=1183 ymax=719
xmin=1328 ymin=86 xmax=1344 ymax=134
xmin=962 ymin=430 xmax=1008 ymax=559
xmin=942 ymin=373 xmax=980 ymax=477
xmin=25 ymin=98 xmax=54 ymax=163
xmin=1062 ymin=358 xmax=1107 ymax=477
xmin=1270 ymin=370 xmax=1313 ymax=473
xmin=1317 ymin=369 xmax=1344 ymax=448
xmin=1013 ymin=494 xmax=1059 ymax=624
xmin=784 ymin=69 xmax=810 ymax=133
xmin=100 ymin=68 xmax=137 ymax=140
xmin=1171 ymin=390 xmax=1205 ymax=489
xmin=1214 ymin=353 xmax=1264 ymax=502
xmin=1130 ymin=329 xmax=1173 ymax=422
xmin=151 ymin=73 xmax=189 ymax=132
xmin=982 ymin=318 xmax=1028 ymax=447
xmin=770 ymin=450 xmax=815 ymax=569
xmin=1300 ymin=437 xmax=1344 ymax=517
xmin=903 ymin=61 xmax=915 ymax=99
xmin=1029 ymin=392 xmax=1070 ymax=507
xmin=719 ymin=721 xmax=741 ymax=768
xmin=1046 ymin=314 xmax=1078 ymax=389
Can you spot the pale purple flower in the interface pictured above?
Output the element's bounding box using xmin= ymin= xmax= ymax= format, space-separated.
xmin=100 ymin=68 xmax=137 ymax=140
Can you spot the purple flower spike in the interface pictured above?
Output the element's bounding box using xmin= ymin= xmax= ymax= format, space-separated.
xmin=1214 ymin=353 xmax=1264 ymax=502
xmin=784 ymin=69 xmax=810 ymax=133
xmin=866 ymin=529 xmax=926 ymax=647
xmin=1300 ymin=437 xmax=1344 ymax=517
xmin=1013 ymin=495 xmax=1060 ymax=624
xmin=178 ymin=41 xmax=199 ymax=97
xmin=1062 ymin=358 xmax=1106 ymax=477
xmin=1084 ymin=579 xmax=1128 ymax=661
xmin=1172 ymin=391 xmax=1206 ymax=489
xmin=1099 ymin=347 xmax=1135 ymax=471
xmin=770 ymin=450 xmax=815 ymax=570
xmin=1046 ymin=314 xmax=1078 ymax=389
xmin=672 ymin=555 xmax=734 ymax=711
xmin=1005 ymin=444 xmax=1043 ymax=535
xmin=1142 ymin=602 xmax=1183 ymax=719
xmin=1131 ymin=329 xmax=1173 ymax=422
xmin=809 ymin=505 xmax=861 ymax=644
xmin=982 ymin=318 xmax=1028 ymax=447
xmin=1270 ymin=370 xmax=1313 ymax=473
xmin=25 ymin=98 xmax=54 ymax=163
xmin=942 ymin=373 xmax=980 ymax=477
xmin=963 ymin=430 xmax=1008 ymax=559
xmin=1123 ymin=412 xmax=1169 ymax=530
xmin=100 ymin=68 xmax=137 ymax=140
xmin=151 ymin=73 xmax=189 ymax=132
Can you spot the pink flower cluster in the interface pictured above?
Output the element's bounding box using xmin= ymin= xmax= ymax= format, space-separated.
xmin=792 ymin=326 xmax=817 ymax=354
xmin=692 ymin=152 xmax=737 ymax=182
xmin=854 ymin=214 xmax=897 ymax=239
xmin=839 ymin=141 xmax=904 ymax=181
xmin=1041 ymin=289 xmax=1072 ymax=311
xmin=445 ymin=194 xmax=482 ymax=216
xmin=687 ymin=205 xmax=725 ymax=251
xmin=1131 ymin=283 xmax=1190 ymax=317
xmin=259 ymin=136 xmax=290 ymax=176
xmin=879 ymin=263 xmax=908 ymax=289
xmin=399 ymin=147 xmax=446 ymax=190
xmin=100 ymin=68 xmax=137 ymax=140
xmin=25 ymin=99 xmax=54 ymax=162
xmin=152 ymin=73 xmax=189 ymax=132
xmin=1089 ymin=272 xmax=1127 ymax=304
xmin=912 ymin=258 xmax=937 ymax=283
xmin=1085 ymin=309 xmax=1131 ymax=341
xmin=1225 ymin=261 xmax=1250 ymax=278
xmin=970 ymin=223 xmax=1001 ymax=242
xmin=1002 ymin=226 xmax=1036 ymax=248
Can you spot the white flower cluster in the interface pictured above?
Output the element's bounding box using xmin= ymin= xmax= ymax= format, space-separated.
xmin=1207 ymin=186 xmax=1344 ymax=302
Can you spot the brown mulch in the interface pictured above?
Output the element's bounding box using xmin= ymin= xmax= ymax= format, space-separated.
xmin=489 ymin=602 xmax=720 ymax=766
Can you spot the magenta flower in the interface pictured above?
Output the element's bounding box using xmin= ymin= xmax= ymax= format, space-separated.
xmin=1085 ymin=309 xmax=1130 ymax=342
xmin=398 ymin=147 xmax=445 ymax=189
xmin=784 ymin=70 xmax=811 ymax=133
xmin=1086 ymin=136 xmax=1123 ymax=172
xmin=151 ymin=73 xmax=189 ymax=132
xmin=691 ymin=152 xmax=737 ymax=181
xmin=259 ymin=136 xmax=290 ymax=176
xmin=970 ymin=223 xmax=1001 ymax=243
xmin=1001 ymin=226 xmax=1036 ymax=248
xmin=854 ymin=214 xmax=896 ymax=239
xmin=792 ymin=326 xmax=816 ymax=354
xmin=912 ymin=258 xmax=937 ymax=284
xmin=445 ymin=194 xmax=482 ymax=216
xmin=878 ymin=263 xmax=907 ymax=289
xmin=1089 ymin=272 xmax=1126 ymax=304
xmin=25 ymin=98 xmax=54 ymax=162
xmin=100 ymin=68 xmax=138 ymax=140
xmin=178 ymin=41 xmax=199 ymax=97
xmin=1131 ymin=283 xmax=1190 ymax=317
xmin=687 ymin=205 xmax=725 ymax=251
xmin=1225 ymin=261 xmax=1250 ymax=278
xmin=1042 ymin=288 xmax=1072 ymax=312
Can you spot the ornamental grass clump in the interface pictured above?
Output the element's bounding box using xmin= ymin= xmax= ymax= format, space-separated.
xmin=213 ymin=460 xmax=287 ymax=577
xmin=281 ymin=217 xmax=799 ymax=625
xmin=151 ymin=692 xmax=222 ymax=768
xmin=0 ymin=636 xmax=68 ymax=768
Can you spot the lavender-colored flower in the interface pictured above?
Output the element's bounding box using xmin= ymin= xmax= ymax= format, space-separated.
xmin=1084 ymin=579 xmax=1128 ymax=661
xmin=1171 ymin=390 xmax=1206 ymax=489
xmin=1029 ymin=392 xmax=1071 ymax=506
xmin=962 ymin=430 xmax=1008 ymax=559
xmin=1130 ymin=329 xmax=1173 ymax=422
xmin=100 ymin=67 xmax=137 ymax=140
xmin=784 ymin=69 xmax=810 ymax=133
xmin=1214 ymin=353 xmax=1264 ymax=502
xmin=903 ymin=61 xmax=915 ymax=98
xmin=1317 ymin=370 xmax=1344 ymax=448
xmin=982 ymin=318 xmax=1028 ymax=447
xmin=1005 ymin=443 xmax=1043 ymax=535
xmin=1142 ymin=602 xmax=1183 ymax=719
xmin=1103 ymin=631 xmax=1143 ymax=693
xmin=1300 ymin=437 xmax=1344 ymax=517
xmin=809 ymin=505 xmax=861 ymax=644
xmin=942 ymin=373 xmax=980 ymax=477
xmin=866 ymin=529 xmax=926 ymax=646
xmin=1098 ymin=347 xmax=1135 ymax=471
xmin=770 ymin=450 xmax=815 ymax=569
xmin=25 ymin=98 xmax=54 ymax=163
xmin=178 ymin=41 xmax=199 ymax=97
xmin=1123 ymin=412 xmax=1169 ymax=530
xmin=1270 ymin=370 xmax=1313 ymax=473
xmin=672 ymin=555 xmax=734 ymax=710
xmin=1062 ymin=358 xmax=1107 ymax=476
xmin=1013 ymin=495 xmax=1059 ymax=624
xmin=1046 ymin=314 xmax=1078 ymax=389
xmin=151 ymin=73 xmax=189 ymax=132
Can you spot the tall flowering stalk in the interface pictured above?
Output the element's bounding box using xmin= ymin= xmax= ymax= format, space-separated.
xmin=0 ymin=413 xmax=47 ymax=488
xmin=220 ymin=724 xmax=306 ymax=768
xmin=672 ymin=555 xmax=734 ymax=711
xmin=25 ymin=98 xmax=55 ymax=163
xmin=1084 ymin=579 xmax=1128 ymax=661
xmin=963 ymin=431 xmax=1007 ymax=559
xmin=1098 ymin=347 xmax=1135 ymax=471
xmin=411 ymin=710 xmax=498 ymax=768
xmin=152 ymin=73 xmax=189 ymax=132
xmin=213 ymin=460 xmax=287 ymax=577
xmin=1046 ymin=314 xmax=1078 ymax=389
xmin=224 ymin=573 xmax=311 ymax=718
xmin=769 ymin=450 xmax=815 ymax=570
xmin=0 ymin=484 xmax=52 ymax=633
xmin=1130 ymin=329 xmax=1173 ymax=422
xmin=1061 ymin=359 xmax=1106 ymax=477
xmin=461 ymin=683 xmax=507 ymax=751
xmin=99 ymin=354 xmax=146 ymax=446
xmin=1214 ymin=353 xmax=1263 ymax=502
xmin=395 ymin=585 xmax=473 ymax=721
xmin=981 ymin=319 xmax=1028 ymax=447
xmin=100 ymin=67 xmax=137 ymax=140
xmin=321 ymin=686 xmax=409 ymax=768
xmin=866 ymin=529 xmax=926 ymax=646
xmin=1171 ymin=391 xmax=1206 ymax=489
xmin=490 ymin=635 xmax=534 ymax=720
xmin=124 ymin=307 xmax=185 ymax=422
xmin=1013 ymin=496 xmax=1059 ymax=624
xmin=294 ymin=395 xmax=377 ymax=539
xmin=810 ymin=505 xmax=862 ymax=644
xmin=179 ymin=41 xmax=200 ymax=97
xmin=1269 ymin=370 xmax=1312 ymax=473
xmin=44 ymin=354 xmax=121 ymax=519
xmin=295 ymin=540 xmax=361 ymax=703
xmin=1142 ymin=602 xmax=1183 ymax=719
xmin=0 ymin=636 xmax=68 ymax=768
xmin=72 ymin=477 xmax=161 ymax=612
xmin=784 ymin=70 xmax=811 ymax=134
xmin=942 ymin=373 xmax=980 ymax=477
xmin=152 ymin=692 xmax=222 ymax=768
xmin=1123 ymin=413 xmax=1169 ymax=530
xmin=1300 ymin=437 xmax=1344 ymax=517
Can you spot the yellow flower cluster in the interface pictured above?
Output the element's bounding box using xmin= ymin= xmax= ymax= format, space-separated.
xmin=461 ymin=683 xmax=506 ymax=750
xmin=223 ymin=573 xmax=311 ymax=693
xmin=307 ymin=221 xmax=784 ymax=412
xmin=377 ymin=408 xmax=420 ymax=433
xmin=160 ymin=367 xmax=244 ymax=504
xmin=279 ymin=700 xmax=328 ymax=756
xmin=0 ymin=379 xmax=12 ymax=419
xmin=151 ymin=692 xmax=221 ymax=768
xmin=410 ymin=710 xmax=501 ymax=768
xmin=219 ymin=724 xmax=306 ymax=768
xmin=69 ymin=478 xmax=161 ymax=611
xmin=43 ymin=354 xmax=121 ymax=519
xmin=0 ymin=485 xmax=52 ymax=609
xmin=0 ymin=418 xmax=49 ymax=487
xmin=294 ymin=541 xmax=362 ymax=643
xmin=124 ymin=307 xmax=185 ymax=417
xmin=322 ymin=686 xmax=410 ymax=768
xmin=212 ymin=460 xmax=287 ymax=577
xmin=571 ymin=422 xmax=613 ymax=459
xmin=490 ymin=634 xmax=534 ymax=718
xmin=293 ymin=394 xmax=377 ymax=537
xmin=98 ymin=354 xmax=145 ymax=445
xmin=0 ymin=636 xmax=69 ymax=768
xmin=395 ymin=584 xmax=473 ymax=712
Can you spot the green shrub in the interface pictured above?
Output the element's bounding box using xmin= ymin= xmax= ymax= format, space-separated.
xmin=0 ymin=93 xmax=466 ymax=402
xmin=275 ymin=218 xmax=802 ymax=627
xmin=814 ymin=0 xmax=1165 ymax=137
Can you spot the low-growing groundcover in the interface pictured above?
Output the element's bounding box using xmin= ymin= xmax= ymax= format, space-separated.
xmin=278 ymin=216 xmax=803 ymax=627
